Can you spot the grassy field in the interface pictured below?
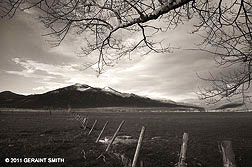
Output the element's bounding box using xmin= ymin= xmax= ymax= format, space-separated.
xmin=1 ymin=110 xmax=252 ymax=167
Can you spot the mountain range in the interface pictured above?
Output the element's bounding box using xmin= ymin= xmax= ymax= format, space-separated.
xmin=0 ymin=83 xmax=204 ymax=111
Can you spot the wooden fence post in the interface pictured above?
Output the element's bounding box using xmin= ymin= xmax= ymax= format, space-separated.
xmin=178 ymin=132 xmax=189 ymax=167
xmin=88 ymin=120 xmax=97 ymax=136
xmin=82 ymin=116 xmax=88 ymax=130
xmin=105 ymin=120 xmax=125 ymax=152
xmin=132 ymin=126 xmax=145 ymax=167
xmin=67 ymin=107 xmax=71 ymax=113
xmin=140 ymin=160 xmax=144 ymax=167
xmin=96 ymin=121 xmax=109 ymax=143
xmin=221 ymin=140 xmax=236 ymax=167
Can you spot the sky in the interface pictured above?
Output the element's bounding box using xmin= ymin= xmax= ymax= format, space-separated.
xmin=0 ymin=9 xmax=220 ymax=106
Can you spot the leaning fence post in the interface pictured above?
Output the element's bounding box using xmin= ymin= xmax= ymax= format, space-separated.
xmin=82 ymin=116 xmax=88 ymax=130
xmin=178 ymin=132 xmax=189 ymax=167
xmin=67 ymin=107 xmax=71 ymax=113
xmin=88 ymin=120 xmax=97 ymax=136
xmin=132 ymin=126 xmax=145 ymax=167
xmin=221 ymin=140 xmax=236 ymax=167
xmin=105 ymin=120 xmax=125 ymax=152
xmin=96 ymin=121 xmax=109 ymax=143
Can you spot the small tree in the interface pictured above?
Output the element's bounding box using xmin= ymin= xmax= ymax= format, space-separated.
xmin=1 ymin=0 xmax=251 ymax=103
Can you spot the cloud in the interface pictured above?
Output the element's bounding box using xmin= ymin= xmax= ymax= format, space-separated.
xmin=32 ymin=82 xmax=68 ymax=92
xmin=7 ymin=57 xmax=84 ymax=79
xmin=5 ymin=70 xmax=55 ymax=81
xmin=6 ymin=57 xmax=104 ymax=87
xmin=98 ymin=49 xmax=217 ymax=101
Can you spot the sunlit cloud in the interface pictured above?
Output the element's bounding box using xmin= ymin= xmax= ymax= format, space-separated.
xmin=32 ymin=82 xmax=69 ymax=92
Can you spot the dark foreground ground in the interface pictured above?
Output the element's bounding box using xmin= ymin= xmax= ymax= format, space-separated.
xmin=0 ymin=110 xmax=252 ymax=167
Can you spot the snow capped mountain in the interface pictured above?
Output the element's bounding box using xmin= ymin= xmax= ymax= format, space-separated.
xmin=102 ymin=87 xmax=132 ymax=97
xmin=49 ymin=83 xmax=93 ymax=93
xmin=158 ymin=99 xmax=177 ymax=104
xmin=73 ymin=83 xmax=91 ymax=88
xmin=73 ymin=83 xmax=93 ymax=92
xmin=0 ymin=83 xmax=205 ymax=111
xmin=76 ymin=87 xmax=92 ymax=92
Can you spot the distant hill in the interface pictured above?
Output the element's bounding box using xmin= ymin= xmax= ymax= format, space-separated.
xmin=215 ymin=102 xmax=245 ymax=111
xmin=0 ymin=84 xmax=204 ymax=111
xmin=0 ymin=91 xmax=26 ymax=108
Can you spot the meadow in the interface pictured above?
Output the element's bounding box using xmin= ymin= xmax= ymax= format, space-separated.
xmin=0 ymin=109 xmax=252 ymax=167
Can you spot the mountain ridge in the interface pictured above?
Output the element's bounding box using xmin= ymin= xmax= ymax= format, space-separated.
xmin=0 ymin=84 xmax=204 ymax=111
